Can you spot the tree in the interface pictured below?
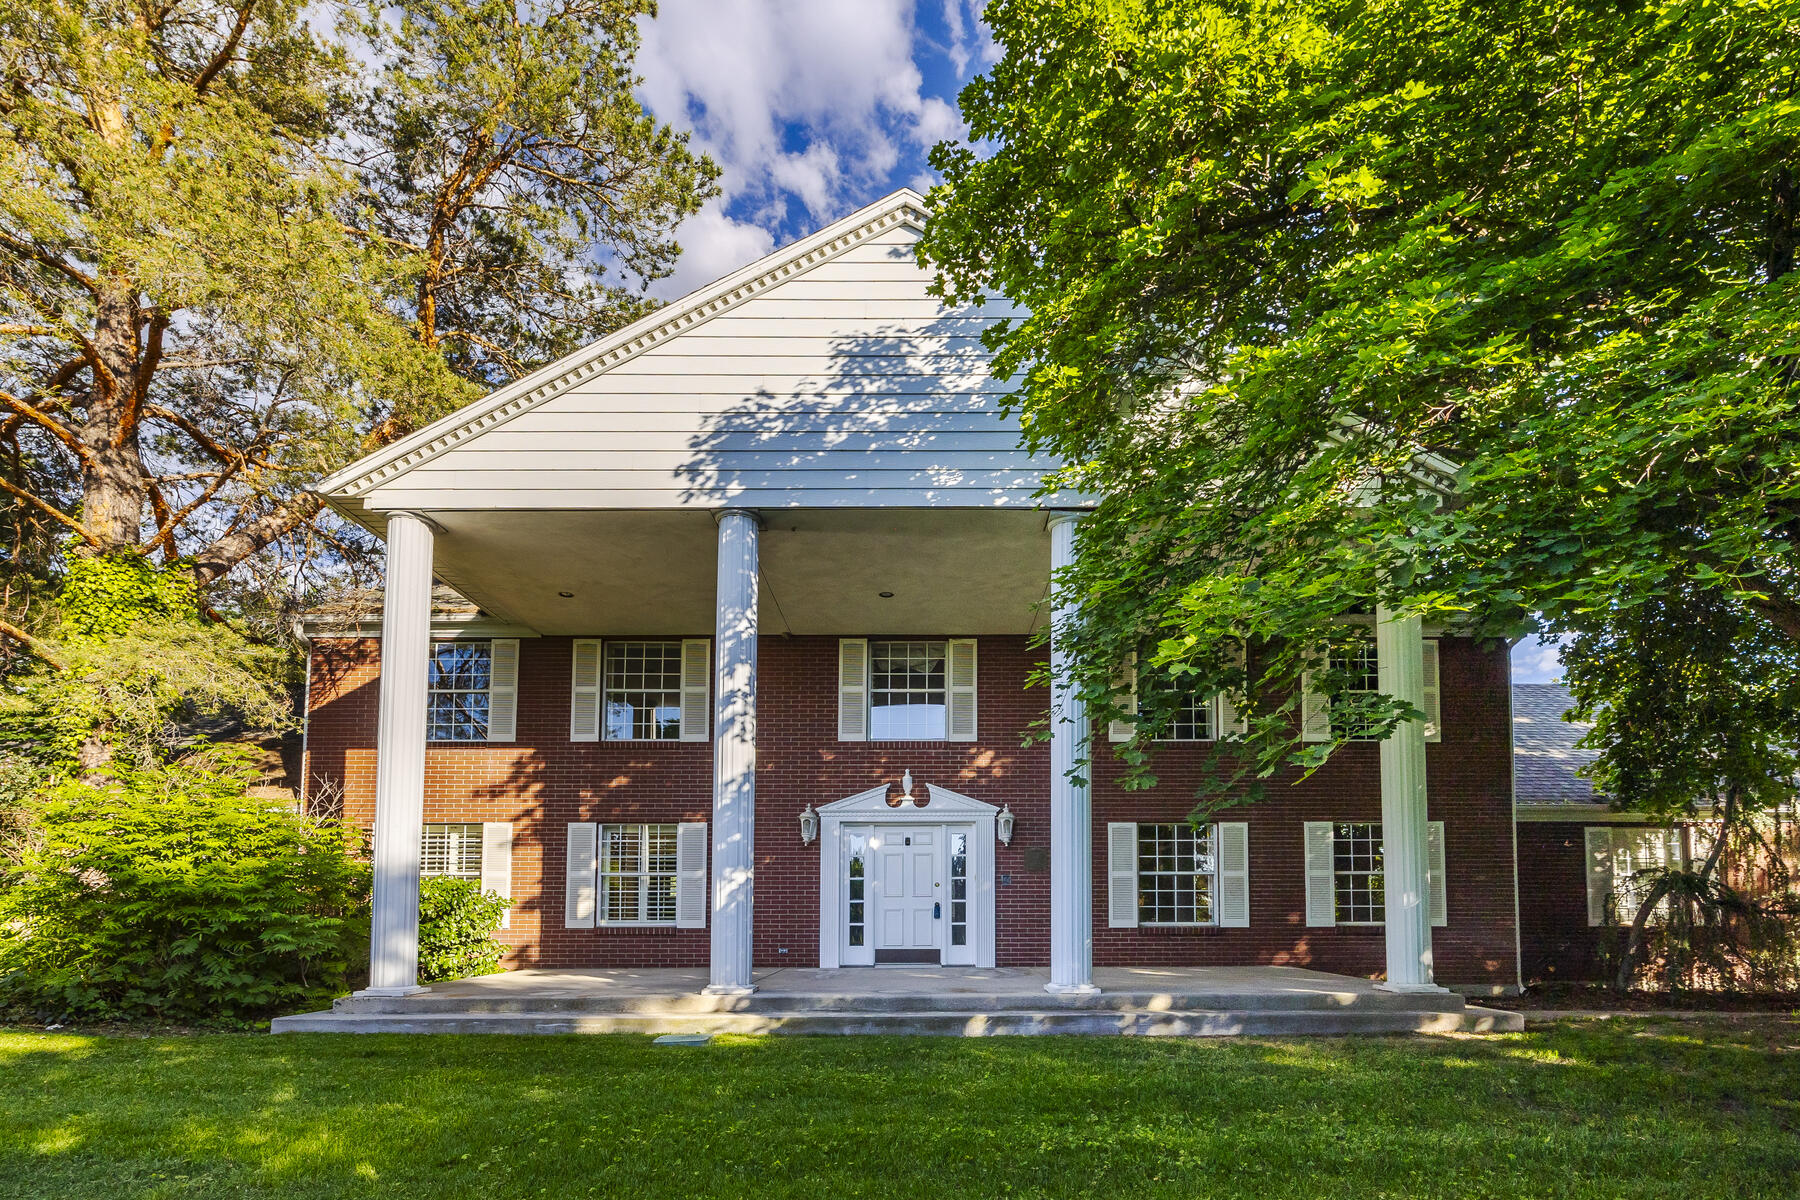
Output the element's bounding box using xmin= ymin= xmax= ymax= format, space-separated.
xmin=344 ymin=0 xmax=719 ymax=391
xmin=918 ymin=0 xmax=1800 ymax=819
xmin=1 ymin=0 xmax=472 ymax=582
xmin=1 ymin=0 xmax=716 ymax=590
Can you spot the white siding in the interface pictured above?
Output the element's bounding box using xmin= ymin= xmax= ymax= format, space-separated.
xmin=360 ymin=230 xmax=1049 ymax=511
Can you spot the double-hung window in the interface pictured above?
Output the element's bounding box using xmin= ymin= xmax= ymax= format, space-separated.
xmin=420 ymin=823 xmax=484 ymax=879
xmin=1136 ymin=822 xmax=1217 ymax=924
xmin=837 ymin=638 xmax=977 ymax=741
xmin=600 ymin=823 xmax=679 ymax=924
xmin=1300 ymin=636 xmax=1442 ymax=743
xmin=869 ymin=640 xmax=948 ymax=739
xmin=1330 ymin=821 xmax=1385 ymax=924
xmin=425 ymin=638 xmax=518 ymax=742
xmin=604 ymin=641 xmax=684 ymax=740
xmin=1303 ymin=820 xmax=1447 ymax=928
xmin=1142 ymin=675 xmax=1216 ymax=741
xmin=428 ymin=640 xmax=491 ymax=741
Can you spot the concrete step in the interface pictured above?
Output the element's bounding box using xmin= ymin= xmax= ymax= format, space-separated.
xmin=273 ymin=1005 xmax=1522 ymax=1037
xmin=330 ymin=987 xmax=1469 ymax=1017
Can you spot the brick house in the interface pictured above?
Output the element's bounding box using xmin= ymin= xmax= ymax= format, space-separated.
xmin=304 ymin=189 xmax=1603 ymax=1000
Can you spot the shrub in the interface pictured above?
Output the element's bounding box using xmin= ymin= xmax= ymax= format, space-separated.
xmin=417 ymin=876 xmax=511 ymax=983
xmin=0 ymin=753 xmax=369 ymax=1020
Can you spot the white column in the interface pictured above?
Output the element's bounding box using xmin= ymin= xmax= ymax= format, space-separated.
xmin=363 ymin=511 xmax=434 ymax=996
xmin=706 ymin=509 xmax=759 ymax=995
xmin=1046 ymin=511 xmax=1099 ymax=995
xmin=1375 ymin=603 xmax=1448 ymax=993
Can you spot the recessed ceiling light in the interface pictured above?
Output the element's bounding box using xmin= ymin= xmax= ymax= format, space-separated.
xmin=878 ymin=591 xmax=895 ymax=598
xmin=558 ymin=591 xmax=575 ymax=598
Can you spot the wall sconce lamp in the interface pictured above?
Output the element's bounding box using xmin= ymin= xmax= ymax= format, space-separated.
xmin=997 ymin=804 xmax=1015 ymax=846
xmin=799 ymin=804 xmax=819 ymax=845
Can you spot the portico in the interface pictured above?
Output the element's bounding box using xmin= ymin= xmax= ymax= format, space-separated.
xmin=323 ymin=188 xmax=1466 ymax=1009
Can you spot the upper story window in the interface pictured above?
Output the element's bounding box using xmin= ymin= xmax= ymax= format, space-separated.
xmin=428 ymin=640 xmax=491 ymax=741
xmin=1140 ymin=673 xmax=1216 ymax=741
xmin=837 ymin=637 xmax=976 ymax=742
xmin=869 ymin=640 xmax=948 ymax=739
xmin=1331 ymin=641 xmax=1382 ymax=740
xmin=605 ymin=641 xmax=684 ymax=740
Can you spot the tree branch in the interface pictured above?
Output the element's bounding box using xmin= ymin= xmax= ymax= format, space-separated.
xmin=191 ymin=1 xmax=256 ymax=97
xmin=190 ymin=491 xmax=324 ymax=586
xmin=0 ymin=474 xmax=98 ymax=545
xmin=0 ymin=619 xmax=64 ymax=669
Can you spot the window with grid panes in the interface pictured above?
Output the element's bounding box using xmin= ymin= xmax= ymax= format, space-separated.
xmin=1330 ymin=639 xmax=1381 ymax=739
xmin=1136 ymin=822 xmax=1217 ymax=924
xmin=420 ymin=823 xmax=483 ymax=879
xmin=1142 ymin=671 xmax=1215 ymax=741
xmin=599 ymin=823 xmax=679 ymax=923
xmin=427 ymin=641 xmax=491 ymax=741
xmin=869 ymin=640 xmax=947 ymax=739
xmin=604 ymin=641 xmax=683 ymax=740
xmin=1333 ymin=821 xmax=1385 ymax=923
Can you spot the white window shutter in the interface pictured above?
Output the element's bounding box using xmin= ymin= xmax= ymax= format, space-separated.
xmin=675 ymin=821 xmax=708 ymax=929
xmin=481 ymin=821 xmax=514 ymax=929
xmin=1303 ymin=821 xmax=1337 ymax=926
xmin=1421 ymin=639 xmax=1442 ymax=743
xmin=946 ymin=638 xmax=978 ymax=741
xmin=570 ymin=639 xmax=602 ymax=742
xmin=1300 ymin=672 xmax=1331 ymax=741
xmin=1217 ymin=821 xmax=1250 ymax=927
xmin=486 ymin=639 xmax=519 ymax=741
xmin=1427 ymin=820 xmax=1447 ymax=927
xmin=564 ymin=822 xmax=598 ymax=929
xmin=1217 ymin=644 xmax=1249 ymax=737
xmin=1584 ymin=825 xmax=1614 ymax=927
xmin=1107 ymin=822 xmax=1139 ymax=928
xmin=1108 ymin=653 xmax=1137 ymax=742
xmin=679 ymin=639 xmax=710 ymax=742
xmin=837 ymin=638 xmax=869 ymax=741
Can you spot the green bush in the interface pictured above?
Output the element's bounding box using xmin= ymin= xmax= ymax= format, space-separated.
xmin=0 ymin=754 xmax=370 ymax=1020
xmin=417 ymin=876 xmax=511 ymax=983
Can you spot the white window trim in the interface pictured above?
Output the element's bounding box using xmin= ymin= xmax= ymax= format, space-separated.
xmin=420 ymin=822 xmax=484 ymax=879
xmin=1585 ymin=825 xmax=1684 ymax=927
xmin=1108 ymin=647 xmax=1246 ymax=744
xmin=599 ymin=639 xmax=698 ymax=743
xmin=426 ymin=637 xmax=518 ymax=743
xmin=1300 ymin=639 xmax=1442 ymax=744
xmin=596 ymin=822 xmax=682 ymax=928
xmin=1303 ymin=819 xmax=1448 ymax=928
xmin=1135 ymin=821 xmax=1221 ymax=928
xmin=844 ymin=637 xmax=977 ymax=743
xmin=1108 ymin=820 xmax=1251 ymax=929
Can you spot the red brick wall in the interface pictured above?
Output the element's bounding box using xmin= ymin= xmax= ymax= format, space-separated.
xmin=306 ymin=633 xmax=1519 ymax=985
xmin=1517 ymin=821 xmax=1610 ymax=982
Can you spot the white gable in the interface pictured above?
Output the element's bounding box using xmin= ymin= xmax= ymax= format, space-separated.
xmin=324 ymin=192 xmax=1059 ymax=513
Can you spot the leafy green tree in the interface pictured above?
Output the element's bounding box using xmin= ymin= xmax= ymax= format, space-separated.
xmin=345 ymin=0 xmax=719 ymax=389
xmin=0 ymin=750 xmax=370 ymax=1020
xmin=919 ymin=0 xmax=1800 ymax=808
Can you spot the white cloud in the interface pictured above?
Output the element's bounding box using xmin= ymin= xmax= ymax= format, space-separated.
xmin=658 ymin=203 xmax=778 ymax=301
xmin=637 ymin=0 xmax=965 ymax=297
xmin=1511 ymin=636 xmax=1568 ymax=685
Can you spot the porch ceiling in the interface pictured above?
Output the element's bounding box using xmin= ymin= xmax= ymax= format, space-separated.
xmin=417 ymin=507 xmax=1053 ymax=636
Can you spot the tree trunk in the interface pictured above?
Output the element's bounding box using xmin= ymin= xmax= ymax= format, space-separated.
xmin=1614 ymin=788 xmax=1738 ymax=991
xmin=79 ymin=282 xmax=147 ymax=552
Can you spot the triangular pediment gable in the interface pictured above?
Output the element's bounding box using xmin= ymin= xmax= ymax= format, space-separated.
xmin=819 ymin=781 xmax=999 ymax=817
xmin=320 ymin=190 xmax=1057 ymax=514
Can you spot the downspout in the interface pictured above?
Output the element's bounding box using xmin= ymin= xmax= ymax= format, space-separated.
xmin=1507 ymin=651 xmax=1523 ymax=994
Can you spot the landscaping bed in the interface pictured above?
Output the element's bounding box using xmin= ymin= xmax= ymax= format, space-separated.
xmin=1 ymin=1018 xmax=1796 ymax=1198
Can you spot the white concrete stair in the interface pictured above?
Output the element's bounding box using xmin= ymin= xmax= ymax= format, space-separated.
xmin=270 ymin=966 xmax=1522 ymax=1036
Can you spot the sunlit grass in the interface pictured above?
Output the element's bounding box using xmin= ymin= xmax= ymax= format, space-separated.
xmin=0 ymin=1019 xmax=1795 ymax=1199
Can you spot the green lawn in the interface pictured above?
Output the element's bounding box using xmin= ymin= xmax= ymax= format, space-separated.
xmin=1 ymin=1020 xmax=1796 ymax=1199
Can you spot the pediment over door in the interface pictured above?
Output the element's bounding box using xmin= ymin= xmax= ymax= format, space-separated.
xmin=819 ymin=781 xmax=1000 ymax=819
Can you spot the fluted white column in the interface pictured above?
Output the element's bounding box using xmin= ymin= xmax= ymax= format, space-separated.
xmin=706 ymin=509 xmax=759 ymax=995
xmin=364 ymin=511 xmax=434 ymax=995
xmin=1375 ymin=604 xmax=1447 ymax=992
xmin=1046 ymin=511 xmax=1099 ymax=995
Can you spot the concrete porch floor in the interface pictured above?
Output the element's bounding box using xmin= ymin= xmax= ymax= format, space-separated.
xmin=272 ymin=966 xmax=1522 ymax=1036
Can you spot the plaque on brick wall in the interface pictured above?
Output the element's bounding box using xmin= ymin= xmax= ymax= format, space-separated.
xmin=1022 ymin=846 xmax=1050 ymax=873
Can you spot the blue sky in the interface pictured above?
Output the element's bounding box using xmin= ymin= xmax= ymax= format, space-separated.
xmin=634 ymin=1 xmax=986 ymax=298
xmin=634 ymin=2 xmax=1562 ymax=686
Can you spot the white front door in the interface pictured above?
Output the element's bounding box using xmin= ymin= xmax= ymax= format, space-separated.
xmin=872 ymin=826 xmax=940 ymax=963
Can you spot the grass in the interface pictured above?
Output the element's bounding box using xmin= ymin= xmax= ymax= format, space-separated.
xmin=1 ymin=1019 xmax=1797 ymax=1199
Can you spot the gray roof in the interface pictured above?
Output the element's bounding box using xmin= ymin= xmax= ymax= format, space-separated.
xmin=1513 ymin=682 xmax=1600 ymax=804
